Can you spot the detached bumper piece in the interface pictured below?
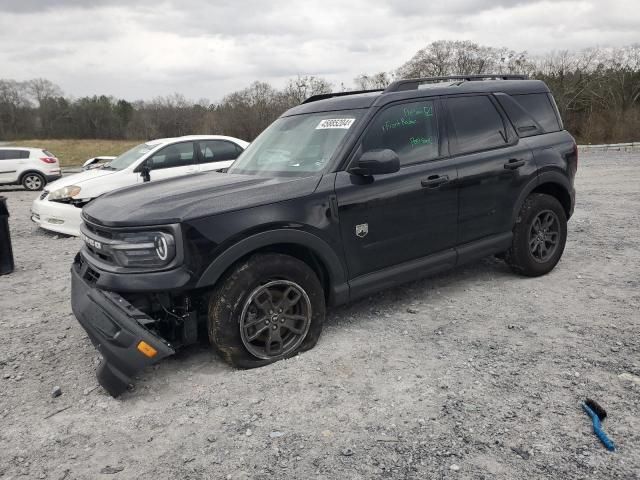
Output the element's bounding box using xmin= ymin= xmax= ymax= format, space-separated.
xmin=71 ymin=258 xmax=174 ymax=397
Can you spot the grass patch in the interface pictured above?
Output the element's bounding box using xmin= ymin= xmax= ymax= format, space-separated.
xmin=7 ymin=139 xmax=144 ymax=167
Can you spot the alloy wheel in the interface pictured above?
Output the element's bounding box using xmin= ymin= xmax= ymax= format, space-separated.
xmin=239 ymin=280 xmax=312 ymax=360
xmin=24 ymin=174 xmax=43 ymax=190
xmin=529 ymin=210 xmax=560 ymax=263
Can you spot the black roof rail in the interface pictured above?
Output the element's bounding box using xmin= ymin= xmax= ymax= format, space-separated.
xmin=384 ymin=74 xmax=528 ymax=93
xmin=302 ymin=88 xmax=385 ymax=104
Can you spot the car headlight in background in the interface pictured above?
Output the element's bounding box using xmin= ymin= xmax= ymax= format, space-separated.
xmin=48 ymin=185 xmax=81 ymax=201
xmin=110 ymin=231 xmax=176 ymax=268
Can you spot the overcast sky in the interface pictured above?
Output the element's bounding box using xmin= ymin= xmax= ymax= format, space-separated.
xmin=0 ymin=0 xmax=638 ymax=102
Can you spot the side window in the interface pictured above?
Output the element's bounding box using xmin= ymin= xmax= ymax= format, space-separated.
xmin=20 ymin=150 xmax=30 ymax=159
xmin=149 ymin=142 xmax=195 ymax=170
xmin=0 ymin=150 xmax=22 ymax=160
xmin=361 ymin=100 xmax=440 ymax=166
xmin=198 ymin=141 xmax=242 ymax=163
xmin=447 ymin=95 xmax=508 ymax=155
xmin=513 ymin=93 xmax=561 ymax=133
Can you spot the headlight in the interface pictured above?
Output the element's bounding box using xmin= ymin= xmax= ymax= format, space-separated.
xmin=110 ymin=231 xmax=176 ymax=268
xmin=49 ymin=185 xmax=81 ymax=201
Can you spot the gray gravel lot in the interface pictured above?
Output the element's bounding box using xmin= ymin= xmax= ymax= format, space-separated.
xmin=1 ymin=151 xmax=639 ymax=480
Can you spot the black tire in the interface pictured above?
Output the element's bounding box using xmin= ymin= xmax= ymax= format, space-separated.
xmin=22 ymin=172 xmax=45 ymax=191
xmin=207 ymin=253 xmax=325 ymax=368
xmin=505 ymin=193 xmax=567 ymax=277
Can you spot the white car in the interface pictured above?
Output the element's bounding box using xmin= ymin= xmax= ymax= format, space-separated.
xmin=0 ymin=147 xmax=61 ymax=191
xmin=31 ymin=135 xmax=249 ymax=236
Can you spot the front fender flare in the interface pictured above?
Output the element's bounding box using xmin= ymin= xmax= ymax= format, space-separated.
xmin=196 ymin=229 xmax=349 ymax=305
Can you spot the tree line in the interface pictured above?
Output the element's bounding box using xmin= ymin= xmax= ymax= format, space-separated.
xmin=1 ymin=41 xmax=639 ymax=144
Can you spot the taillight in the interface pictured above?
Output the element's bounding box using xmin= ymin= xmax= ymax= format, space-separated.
xmin=40 ymin=157 xmax=57 ymax=164
xmin=568 ymin=142 xmax=578 ymax=176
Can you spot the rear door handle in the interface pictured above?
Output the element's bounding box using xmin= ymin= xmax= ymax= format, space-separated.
xmin=504 ymin=159 xmax=525 ymax=170
xmin=421 ymin=175 xmax=449 ymax=188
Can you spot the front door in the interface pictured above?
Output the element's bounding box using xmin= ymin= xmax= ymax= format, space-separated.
xmin=0 ymin=149 xmax=25 ymax=183
xmin=335 ymin=98 xmax=459 ymax=283
xmin=141 ymin=141 xmax=198 ymax=182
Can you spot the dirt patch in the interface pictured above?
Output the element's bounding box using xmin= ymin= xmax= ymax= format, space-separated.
xmin=1 ymin=151 xmax=639 ymax=479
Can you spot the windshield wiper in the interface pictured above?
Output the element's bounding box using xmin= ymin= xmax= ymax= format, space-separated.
xmin=101 ymin=164 xmax=117 ymax=170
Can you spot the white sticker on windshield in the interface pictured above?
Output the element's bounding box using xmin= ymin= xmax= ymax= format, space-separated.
xmin=316 ymin=118 xmax=355 ymax=130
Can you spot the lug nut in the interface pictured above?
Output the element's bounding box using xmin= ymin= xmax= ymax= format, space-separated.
xmin=272 ymin=325 xmax=277 ymax=330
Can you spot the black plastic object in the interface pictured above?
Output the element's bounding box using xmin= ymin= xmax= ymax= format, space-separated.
xmin=0 ymin=196 xmax=14 ymax=275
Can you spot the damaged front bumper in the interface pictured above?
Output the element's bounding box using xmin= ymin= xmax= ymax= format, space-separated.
xmin=71 ymin=257 xmax=175 ymax=397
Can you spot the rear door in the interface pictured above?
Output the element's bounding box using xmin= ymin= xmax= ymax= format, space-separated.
xmin=197 ymin=140 xmax=243 ymax=172
xmin=0 ymin=149 xmax=27 ymax=183
xmin=143 ymin=141 xmax=198 ymax=181
xmin=445 ymin=94 xmax=536 ymax=244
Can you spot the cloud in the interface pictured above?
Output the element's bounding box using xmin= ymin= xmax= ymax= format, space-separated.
xmin=0 ymin=0 xmax=638 ymax=100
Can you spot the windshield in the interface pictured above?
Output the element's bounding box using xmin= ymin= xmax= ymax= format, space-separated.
xmin=227 ymin=110 xmax=364 ymax=176
xmin=104 ymin=143 xmax=156 ymax=171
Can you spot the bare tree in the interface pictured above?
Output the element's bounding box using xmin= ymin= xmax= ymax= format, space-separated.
xmin=353 ymin=72 xmax=393 ymax=90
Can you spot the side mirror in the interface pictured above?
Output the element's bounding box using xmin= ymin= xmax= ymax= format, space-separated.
xmin=349 ymin=149 xmax=400 ymax=176
xmin=141 ymin=160 xmax=152 ymax=182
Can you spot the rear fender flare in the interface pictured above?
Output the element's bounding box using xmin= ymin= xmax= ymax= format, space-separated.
xmin=511 ymin=171 xmax=571 ymax=224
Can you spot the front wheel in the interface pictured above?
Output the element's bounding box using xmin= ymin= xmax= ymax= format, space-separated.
xmin=22 ymin=172 xmax=45 ymax=191
xmin=208 ymin=253 xmax=325 ymax=368
xmin=505 ymin=193 xmax=567 ymax=277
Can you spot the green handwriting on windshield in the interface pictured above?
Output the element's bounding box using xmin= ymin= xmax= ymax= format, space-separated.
xmin=409 ymin=136 xmax=433 ymax=146
xmin=381 ymin=104 xmax=434 ymax=133
xmin=403 ymin=105 xmax=433 ymax=118
xmin=382 ymin=117 xmax=417 ymax=133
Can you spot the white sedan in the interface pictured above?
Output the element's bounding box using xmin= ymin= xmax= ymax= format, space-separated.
xmin=31 ymin=135 xmax=248 ymax=236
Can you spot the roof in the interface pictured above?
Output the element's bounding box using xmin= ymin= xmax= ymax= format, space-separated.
xmin=284 ymin=78 xmax=550 ymax=116
xmin=145 ymin=135 xmax=249 ymax=147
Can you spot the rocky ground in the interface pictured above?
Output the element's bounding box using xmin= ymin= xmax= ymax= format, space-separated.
xmin=1 ymin=150 xmax=639 ymax=480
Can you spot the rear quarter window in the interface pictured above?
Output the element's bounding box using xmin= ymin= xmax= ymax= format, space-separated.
xmin=512 ymin=93 xmax=561 ymax=133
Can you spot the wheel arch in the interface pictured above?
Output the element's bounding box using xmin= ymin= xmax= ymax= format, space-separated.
xmin=512 ymin=171 xmax=573 ymax=224
xmin=196 ymin=229 xmax=349 ymax=306
xmin=19 ymin=169 xmax=46 ymax=184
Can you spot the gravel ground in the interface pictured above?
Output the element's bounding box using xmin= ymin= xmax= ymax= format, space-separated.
xmin=1 ymin=151 xmax=639 ymax=480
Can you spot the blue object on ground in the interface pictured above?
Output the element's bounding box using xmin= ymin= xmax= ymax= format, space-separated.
xmin=582 ymin=402 xmax=616 ymax=451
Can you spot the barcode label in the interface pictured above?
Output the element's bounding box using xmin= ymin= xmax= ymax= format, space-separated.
xmin=316 ymin=118 xmax=355 ymax=129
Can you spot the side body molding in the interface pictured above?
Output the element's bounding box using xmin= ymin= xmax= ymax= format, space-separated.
xmin=196 ymin=229 xmax=349 ymax=305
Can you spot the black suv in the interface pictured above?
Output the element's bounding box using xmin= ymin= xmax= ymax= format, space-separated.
xmin=71 ymin=75 xmax=577 ymax=396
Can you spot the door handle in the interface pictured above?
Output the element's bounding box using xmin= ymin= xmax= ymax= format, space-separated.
xmin=421 ymin=175 xmax=449 ymax=188
xmin=504 ymin=159 xmax=525 ymax=170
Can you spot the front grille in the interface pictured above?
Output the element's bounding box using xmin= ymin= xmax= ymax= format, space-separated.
xmin=83 ymin=221 xmax=115 ymax=239
xmin=81 ymin=221 xmax=118 ymax=266
xmin=40 ymin=190 xmax=48 ymax=200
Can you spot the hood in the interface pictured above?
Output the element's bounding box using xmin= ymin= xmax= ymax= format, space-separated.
xmin=46 ymin=167 xmax=118 ymax=191
xmin=82 ymin=171 xmax=322 ymax=227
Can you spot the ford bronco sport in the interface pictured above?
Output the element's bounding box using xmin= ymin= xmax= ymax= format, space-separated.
xmin=71 ymin=75 xmax=577 ymax=396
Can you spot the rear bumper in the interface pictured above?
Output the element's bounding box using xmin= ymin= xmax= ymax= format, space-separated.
xmin=45 ymin=173 xmax=62 ymax=182
xmin=31 ymin=197 xmax=82 ymax=236
xmin=71 ymin=257 xmax=175 ymax=397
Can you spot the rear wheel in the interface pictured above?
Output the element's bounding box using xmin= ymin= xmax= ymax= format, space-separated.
xmin=505 ymin=193 xmax=567 ymax=277
xmin=208 ymin=253 xmax=325 ymax=368
xmin=22 ymin=172 xmax=45 ymax=191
